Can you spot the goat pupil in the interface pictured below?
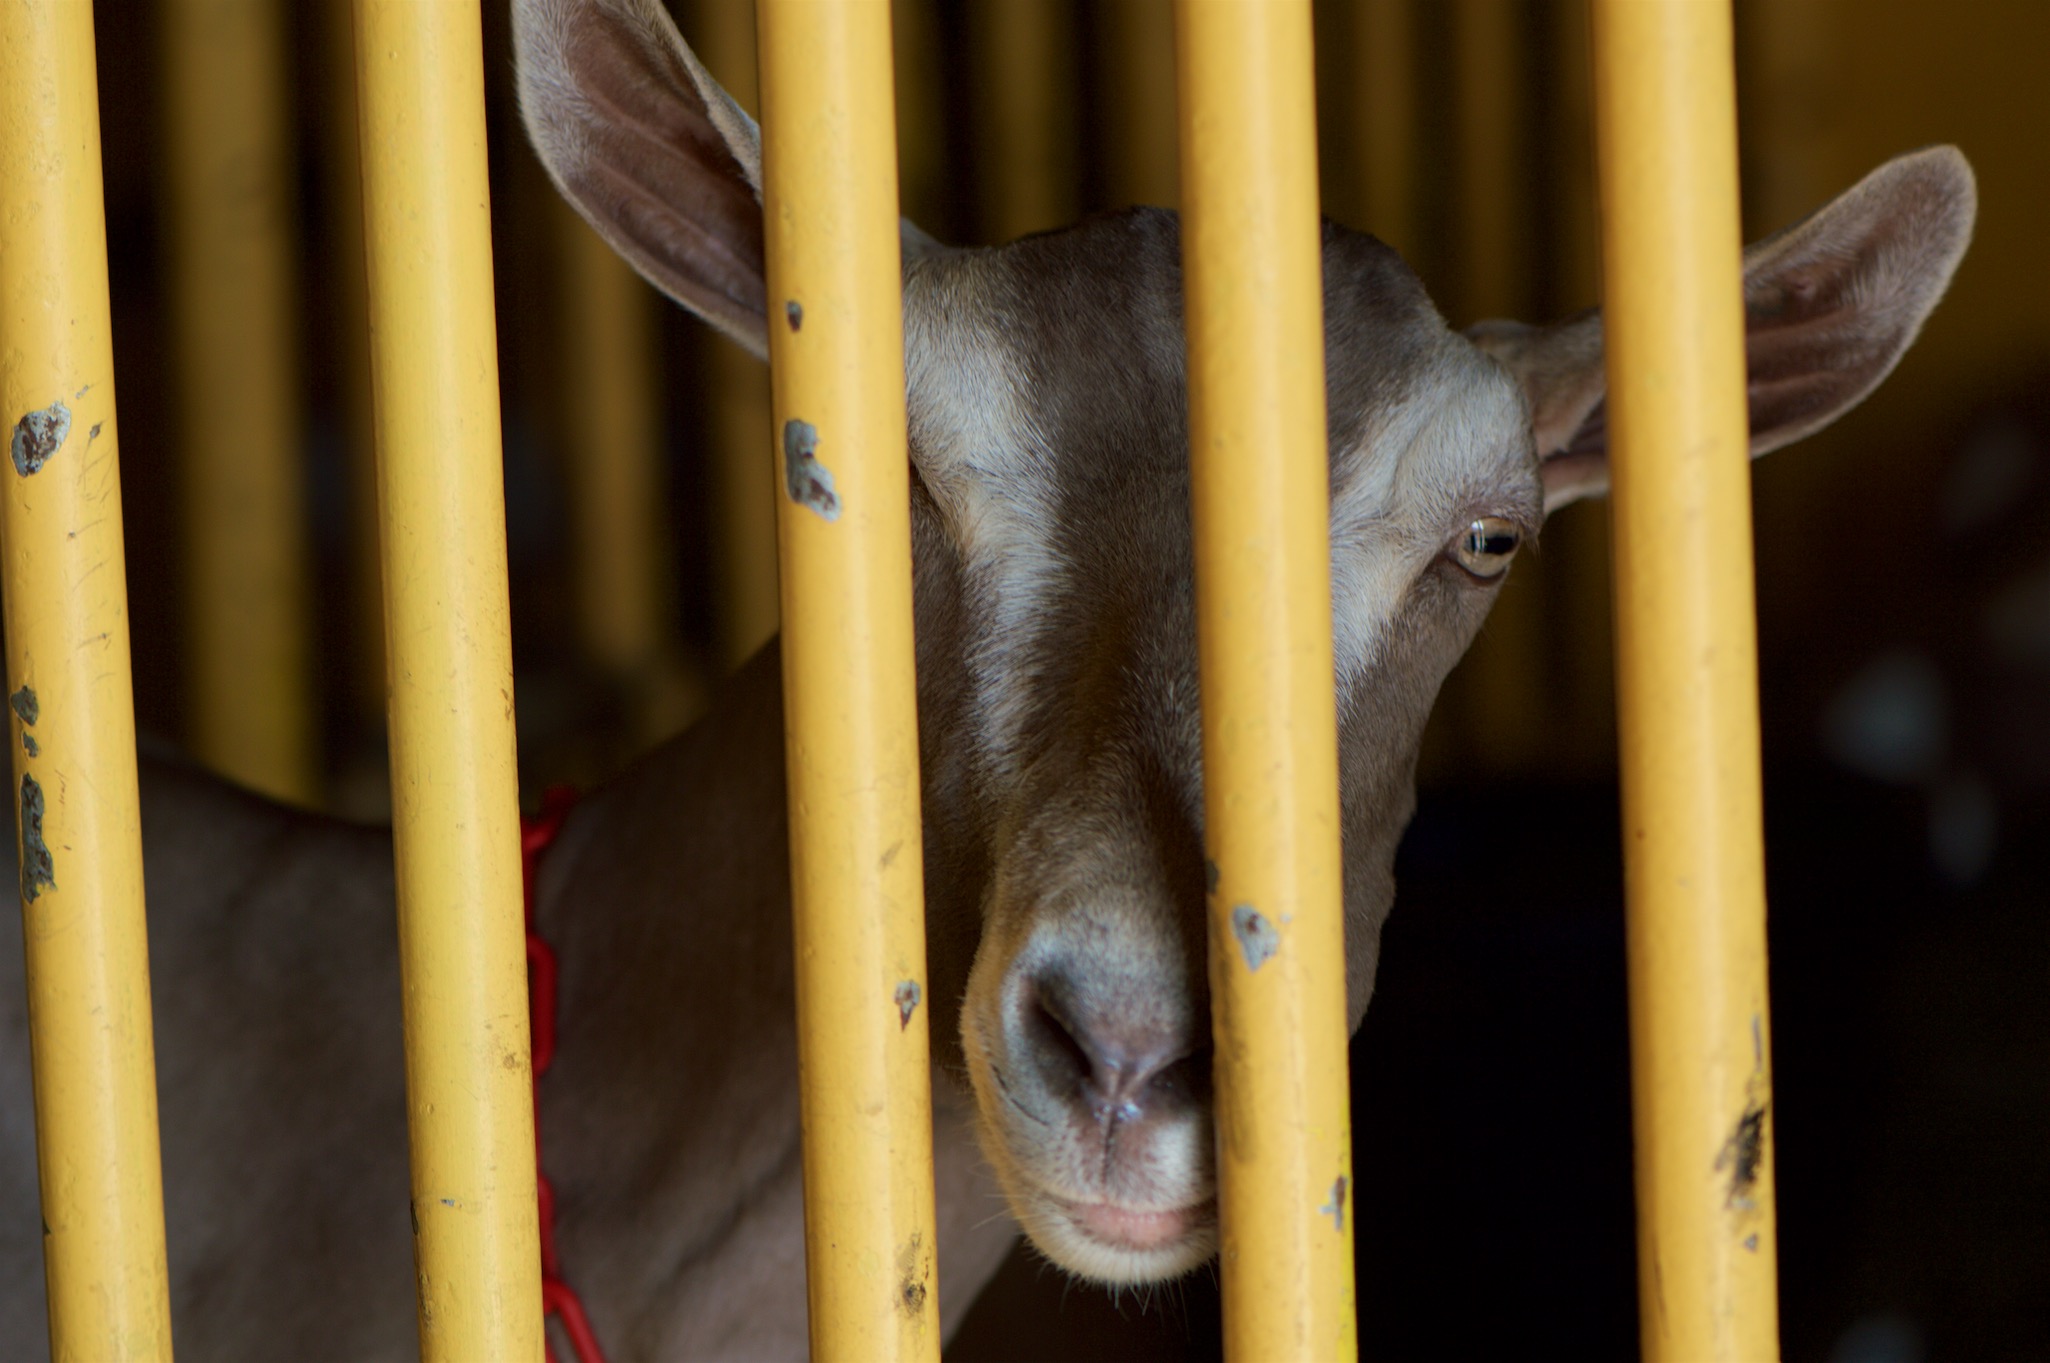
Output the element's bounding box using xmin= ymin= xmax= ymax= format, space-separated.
xmin=1465 ymin=524 xmax=1518 ymax=557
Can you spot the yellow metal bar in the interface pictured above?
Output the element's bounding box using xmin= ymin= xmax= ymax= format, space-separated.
xmin=1546 ymin=0 xmax=1617 ymax=783
xmin=557 ymin=210 xmax=664 ymax=678
xmin=1347 ymin=0 xmax=1416 ymax=258
xmin=890 ymin=0 xmax=947 ymax=231
xmin=1451 ymin=0 xmax=1526 ymax=321
xmin=1101 ymin=0 xmax=1178 ymax=210
xmin=553 ymin=203 xmax=702 ymax=739
xmin=351 ymin=4 xmax=542 ymax=1359
xmin=163 ymin=0 xmax=316 ymax=807
xmin=755 ymin=2 xmax=939 ymax=1358
xmin=322 ymin=0 xmax=387 ymax=781
xmin=1443 ymin=0 xmax=1545 ymax=777
xmin=705 ymin=330 xmax=781 ymax=671
xmin=689 ymin=0 xmax=781 ymax=671
xmin=1173 ymin=4 xmax=1356 ymax=1361
xmin=969 ymin=0 xmax=1078 ymax=242
xmin=0 ymin=5 xmax=174 ymax=1358
xmin=1590 ymin=3 xmax=1781 ymax=1360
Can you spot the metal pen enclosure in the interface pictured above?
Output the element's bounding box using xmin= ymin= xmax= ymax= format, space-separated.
xmin=0 ymin=1 xmax=1787 ymax=1359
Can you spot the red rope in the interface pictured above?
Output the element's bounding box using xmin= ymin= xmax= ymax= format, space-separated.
xmin=523 ymin=786 xmax=609 ymax=1363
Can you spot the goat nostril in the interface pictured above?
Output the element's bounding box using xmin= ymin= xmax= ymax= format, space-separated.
xmin=1024 ymin=982 xmax=1096 ymax=1091
xmin=1149 ymin=1044 xmax=1214 ymax=1106
xmin=1022 ymin=974 xmax=1207 ymax=1122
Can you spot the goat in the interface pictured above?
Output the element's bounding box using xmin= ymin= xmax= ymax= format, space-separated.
xmin=1 ymin=0 xmax=1975 ymax=1356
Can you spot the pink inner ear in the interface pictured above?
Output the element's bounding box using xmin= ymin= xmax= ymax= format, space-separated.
xmin=1533 ymin=400 xmax=1592 ymax=464
xmin=1539 ymin=449 xmax=1609 ymax=513
xmin=520 ymin=0 xmax=770 ymax=358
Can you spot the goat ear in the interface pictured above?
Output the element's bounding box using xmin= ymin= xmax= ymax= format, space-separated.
xmin=1472 ymin=145 xmax=1977 ymax=514
xmin=514 ymin=0 xmax=769 ymax=358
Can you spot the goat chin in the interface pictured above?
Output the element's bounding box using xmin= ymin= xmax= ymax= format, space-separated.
xmin=972 ymin=1120 xmax=1220 ymax=1285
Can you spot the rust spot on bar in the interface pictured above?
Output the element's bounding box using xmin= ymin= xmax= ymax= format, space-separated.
xmin=1231 ymin=904 xmax=1279 ymax=970
xmin=18 ymin=774 xmax=53 ymax=902
xmin=895 ymin=979 xmax=921 ymax=1029
xmin=897 ymin=1230 xmax=929 ymax=1317
xmin=11 ymin=401 xmax=70 ymax=476
xmin=1715 ymin=1100 xmax=1769 ymax=1212
xmin=783 ymin=419 xmax=841 ymax=520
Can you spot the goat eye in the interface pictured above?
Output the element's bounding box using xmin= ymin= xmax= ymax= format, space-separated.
xmin=1453 ymin=516 xmax=1521 ymax=579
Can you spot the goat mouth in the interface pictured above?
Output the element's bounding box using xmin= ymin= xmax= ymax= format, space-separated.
xmin=1007 ymin=1183 xmax=1220 ymax=1283
xmin=1059 ymin=1196 xmax=1216 ymax=1252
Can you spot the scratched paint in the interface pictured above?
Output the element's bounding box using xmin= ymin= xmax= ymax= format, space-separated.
xmin=1230 ymin=903 xmax=1280 ymax=970
xmin=1715 ymin=1100 xmax=1768 ymax=1212
xmin=785 ymin=299 xmax=803 ymax=331
xmin=782 ymin=419 xmax=842 ymax=521
xmin=1319 ymin=1174 xmax=1348 ymax=1232
xmin=894 ymin=979 xmax=921 ymax=1029
xmin=10 ymin=401 xmax=70 ymax=476
xmin=10 ymin=685 xmax=37 ymax=726
xmin=896 ymin=1229 xmax=929 ymax=1317
xmin=18 ymin=773 xmax=54 ymax=902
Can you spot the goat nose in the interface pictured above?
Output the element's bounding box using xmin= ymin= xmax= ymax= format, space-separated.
xmin=1023 ymin=974 xmax=1208 ymax=1124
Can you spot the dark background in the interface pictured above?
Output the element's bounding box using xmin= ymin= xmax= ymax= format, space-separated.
xmin=73 ymin=1 xmax=2050 ymax=1359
